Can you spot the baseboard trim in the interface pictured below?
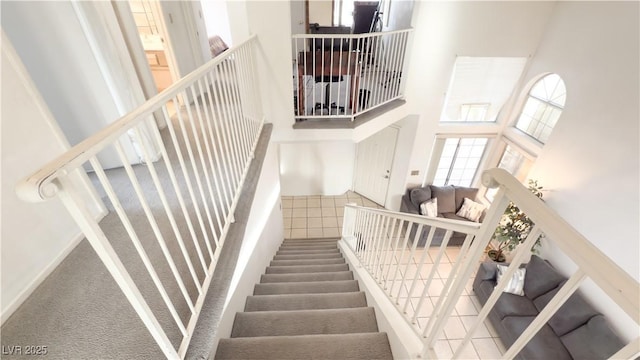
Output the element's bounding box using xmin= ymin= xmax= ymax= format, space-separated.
xmin=1 ymin=210 xmax=107 ymax=325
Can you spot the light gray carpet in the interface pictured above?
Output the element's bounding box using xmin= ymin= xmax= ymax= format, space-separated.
xmin=215 ymin=239 xmax=394 ymax=360
xmin=1 ymin=92 xmax=271 ymax=360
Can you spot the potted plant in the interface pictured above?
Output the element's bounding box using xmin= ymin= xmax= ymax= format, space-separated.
xmin=487 ymin=180 xmax=544 ymax=262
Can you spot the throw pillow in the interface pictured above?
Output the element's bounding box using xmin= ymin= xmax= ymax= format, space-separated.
xmin=430 ymin=185 xmax=456 ymax=214
xmin=496 ymin=264 xmax=526 ymax=296
xmin=419 ymin=198 xmax=438 ymax=217
xmin=456 ymin=197 xmax=486 ymax=222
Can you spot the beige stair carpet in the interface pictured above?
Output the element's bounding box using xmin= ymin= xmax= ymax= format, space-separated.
xmin=215 ymin=238 xmax=394 ymax=360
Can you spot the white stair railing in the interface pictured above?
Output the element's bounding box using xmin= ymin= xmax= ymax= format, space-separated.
xmin=17 ymin=35 xmax=263 ymax=359
xmin=292 ymin=29 xmax=411 ymax=121
xmin=341 ymin=168 xmax=639 ymax=359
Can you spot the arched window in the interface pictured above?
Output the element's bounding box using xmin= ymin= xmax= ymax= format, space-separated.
xmin=515 ymin=74 xmax=566 ymax=143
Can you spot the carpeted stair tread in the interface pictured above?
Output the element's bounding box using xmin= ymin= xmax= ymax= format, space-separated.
xmin=215 ymin=333 xmax=394 ymax=360
xmin=260 ymin=271 xmax=353 ymax=283
xmin=244 ymin=292 xmax=368 ymax=311
xmin=265 ymin=263 xmax=349 ymax=274
xmin=253 ymin=280 xmax=359 ymax=295
xmin=276 ymin=248 xmax=341 ymax=255
xmin=270 ymin=258 xmax=345 ymax=266
xmin=230 ymin=308 xmax=379 ymax=337
xmin=283 ymin=238 xmax=339 ymax=243
xmin=278 ymin=245 xmax=338 ymax=251
xmin=273 ymin=253 xmax=343 ymax=260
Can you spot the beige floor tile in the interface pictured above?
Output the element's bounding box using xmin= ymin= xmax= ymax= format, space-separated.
xmin=308 ymin=217 xmax=323 ymax=228
xmin=334 ymin=198 xmax=349 ymax=206
xmin=322 ymin=217 xmax=338 ymax=228
xmin=410 ymin=297 xmax=434 ymax=318
xmin=293 ymin=196 xmax=306 ymax=200
xmin=323 ymin=227 xmax=340 ymax=237
xmin=334 ymin=192 xmax=348 ymax=199
xmin=321 ymin=198 xmax=335 ymax=207
xmin=455 ymin=296 xmax=479 ymax=316
xmin=290 ymin=228 xmax=307 ymax=238
xmin=281 ymin=196 xmax=293 ymax=200
xmin=284 ymin=229 xmax=291 ymax=239
xmin=443 ymin=316 xmax=467 ymax=340
xmin=282 ymin=199 xmax=293 ymax=209
xmin=282 ymin=208 xmax=292 ymax=218
xmin=472 ymin=338 xmax=503 ymax=358
xmin=321 ymin=207 xmax=337 ymax=217
xmin=306 ymin=195 xmax=321 ymax=199
xmin=307 ymin=228 xmax=324 ymax=238
xmin=336 ymin=207 xmax=345 ymax=217
xmin=307 ymin=208 xmax=322 ymax=217
xmin=291 ymin=208 xmax=307 ymax=218
xmin=459 ymin=316 xmax=492 ymax=339
xmin=307 ymin=198 xmax=321 ymax=207
xmin=292 ymin=198 xmax=307 ymax=208
xmin=433 ymin=340 xmax=453 ymax=359
xmin=291 ymin=218 xmax=307 ymax=229
xmin=350 ymin=198 xmax=364 ymax=206
xmin=283 ymin=217 xmax=292 ymax=230
xmin=448 ymin=340 xmax=479 ymax=359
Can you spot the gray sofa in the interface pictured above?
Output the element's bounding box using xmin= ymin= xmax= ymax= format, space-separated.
xmin=400 ymin=185 xmax=483 ymax=246
xmin=473 ymin=255 xmax=625 ymax=359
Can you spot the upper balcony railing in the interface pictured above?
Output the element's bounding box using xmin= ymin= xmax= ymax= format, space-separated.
xmin=17 ymin=36 xmax=263 ymax=359
xmin=292 ymin=29 xmax=411 ymax=122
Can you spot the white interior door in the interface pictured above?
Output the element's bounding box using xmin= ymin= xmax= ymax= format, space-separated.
xmin=354 ymin=126 xmax=398 ymax=206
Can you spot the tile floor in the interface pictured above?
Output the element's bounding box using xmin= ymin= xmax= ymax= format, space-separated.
xmin=281 ymin=191 xmax=382 ymax=239
xmin=280 ymin=191 xmax=505 ymax=359
xmin=382 ymin=246 xmax=506 ymax=359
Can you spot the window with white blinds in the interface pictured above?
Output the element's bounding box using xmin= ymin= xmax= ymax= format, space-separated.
xmin=440 ymin=57 xmax=527 ymax=123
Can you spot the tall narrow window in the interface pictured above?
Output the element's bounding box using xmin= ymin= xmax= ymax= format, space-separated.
xmin=485 ymin=144 xmax=535 ymax=201
xmin=515 ymin=74 xmax=566 ymax=143
xmin=433 ymin=138 xmax=489 ymax=187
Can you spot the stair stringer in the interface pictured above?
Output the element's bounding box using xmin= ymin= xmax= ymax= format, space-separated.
xmin=339 ymin=238 xmax=425 ymax=359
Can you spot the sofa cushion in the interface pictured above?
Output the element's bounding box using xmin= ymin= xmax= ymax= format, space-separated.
xmin=493 ymin=291 xmax=540 ymax=320
xmin=533 ymin=282 xmax=600 ymax=336
xmin=410 ymin=186 xmax=431 ymax=208
xmin=560 ymin=315 xmax=625 ymax=359
xmin=501 ymin=316 xmax=572 ymax=360
xmin=430 ymin=185 xmax=456 ymax=213
xmin=441 ymin=212 xmax=467 ymax=221
xmin=524 ymin=255 xmax=565 ymax=299
xmin=453 ymin=185 xmax=479 ymax=211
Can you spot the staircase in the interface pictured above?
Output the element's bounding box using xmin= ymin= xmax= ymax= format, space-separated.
xmin=215 ymin=238 xmax=394 ymax=359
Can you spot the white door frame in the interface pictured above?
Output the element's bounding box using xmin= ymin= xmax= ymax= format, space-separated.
xmin=72 ymin=1 xmax=160 ymax=163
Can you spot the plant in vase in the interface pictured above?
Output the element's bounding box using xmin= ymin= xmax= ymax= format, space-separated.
xmin=487 ymin=180 xmax=544 ymax=262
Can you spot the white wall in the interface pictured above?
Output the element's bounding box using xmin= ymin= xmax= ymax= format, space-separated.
xmin=1 ymin=1 xmax=142 ymax=169
xmin=402 ymin=1 xmax=556 ymax=186
xmin=1 ymin=34 xmax=104 ymax=323
xmin=201 ymin=0 xmax=233 ymax=46
xmin=521 ymin=1 xmax=639 ymax=341
xmin=211 ymin=140 xmax=284 ymax=354
xmin=308 ymin=0 xmax=333 ymax=26
xmin=279 ymin=141 xmax=356 ymax=196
